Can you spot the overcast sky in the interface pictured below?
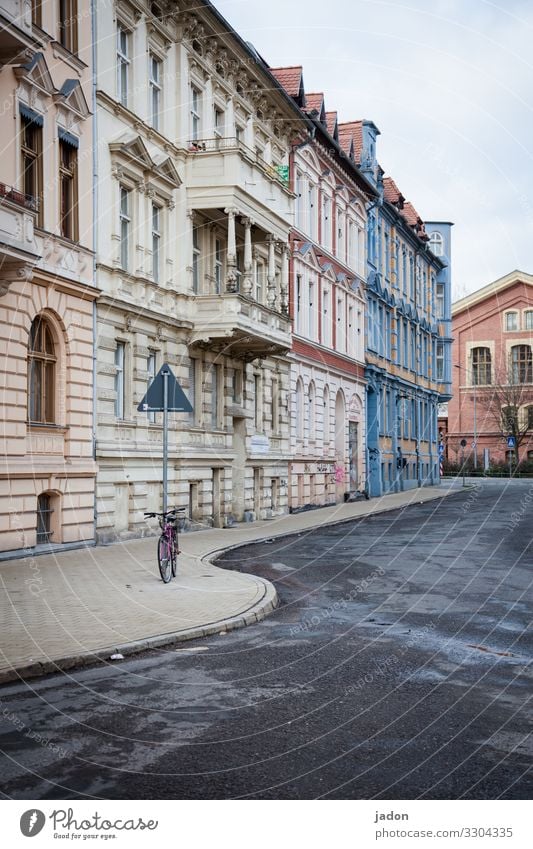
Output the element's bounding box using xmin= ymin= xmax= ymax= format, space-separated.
xmin=217 ymin=0 xmax=533 ymax=298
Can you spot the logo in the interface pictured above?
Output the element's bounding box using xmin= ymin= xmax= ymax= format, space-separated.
xmin=20 ymin=810 xmax=46 ymax=837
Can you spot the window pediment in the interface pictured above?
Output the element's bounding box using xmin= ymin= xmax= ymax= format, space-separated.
xmin=110 ymin=133 xmax=182 ymax=190
xmin=54 ymin=79 xmax=90 ymax=119
xmin=15 ymin=52 xmax=54 ymax=96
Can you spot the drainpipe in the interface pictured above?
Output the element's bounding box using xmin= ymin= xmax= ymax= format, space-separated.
xmin=91 ymin=0 xmax=98 ymax=542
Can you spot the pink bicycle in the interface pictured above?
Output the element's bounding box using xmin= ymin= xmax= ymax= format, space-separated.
xmin=144 ymin=508 xmax=186 ymax=583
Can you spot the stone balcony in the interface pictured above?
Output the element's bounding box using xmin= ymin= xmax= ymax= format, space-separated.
xmin=190 ymin=292 xmax=291 ymax=360
xmin=0 ymin=0 xmax=39 ymax=65
xmin=0 ymin=184 xmax=39 ymax=295
xmin=185 ymin=136 xmax=293 ymax=240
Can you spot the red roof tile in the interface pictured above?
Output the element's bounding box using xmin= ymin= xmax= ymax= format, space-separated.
xmin=305 ymin=92 xmax=324 ymax=115
xmin=270 ymin=66 xmax=303 ymax=98
xmin=383 ymin=176 xmax=404 ymax=206
xmin=337 ymin=121 xmax=363 ymax=163
xmin=325 ymin=111 xmax=337 ymax=135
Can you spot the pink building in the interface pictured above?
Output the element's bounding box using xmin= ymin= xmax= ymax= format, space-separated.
xmin=448 ymin=271 xmax=533 ymax=468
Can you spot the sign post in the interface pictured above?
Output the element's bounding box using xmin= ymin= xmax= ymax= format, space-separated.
xmin=138 ymin=364 xmax=193 ymax=515
xmin=460 ymin=438 xmax=467 ymax=487
xmin=507 ymin=435 xmax=516 ymax=479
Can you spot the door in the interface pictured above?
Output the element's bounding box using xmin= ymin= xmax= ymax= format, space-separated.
xmin=349 ymin=421 xmax=359 ymax=491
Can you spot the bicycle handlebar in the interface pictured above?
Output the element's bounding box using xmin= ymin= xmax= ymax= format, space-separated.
xmin=144 ymin=508 xmax=187 ymax=518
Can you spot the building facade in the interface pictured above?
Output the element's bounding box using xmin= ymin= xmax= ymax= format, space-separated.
xmin=94 ymin=0 xmax=307 ymax=541
xmin=270 ymin=71 xmax=377 ymax=509
xmin=447 ymin=271 xmax=533 ymax=468
xmin=0 ymin=0 xmax=97 ymax=553
xmin=364 ymin=168 xmax=453 ymax=496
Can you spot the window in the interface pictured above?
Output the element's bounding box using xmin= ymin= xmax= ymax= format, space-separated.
xmin=295 ymin=274 xmax=302 ymax=331
xmin=59 ymin=0 xmax=78 ymax=53
xmin=21 ymin=115 xmax=43 ymax=227
xmin=308 ymin=184 xmax=317 ymax=239
xmin=214 ymin=106 xmax=224 ymax=138
xmin=527 ymin=406 xmax=533 ymax=429
xmin=295 ymin=378 xmax=304 ymax=440
xmin=308 ymin=281 xmax=315 ymax=338
xmin=254 ymin=374 xmax=262 ymax=430
xmin=429 ymin=231 xmax=443 ymax=256
xmin=436 ymin=341 xmax=444 ymax=380
xmin=211 ymin=365 xmax=220 ymax=429
xmin=511 ymin=345 xmax=532 ymax=383
xmin=505 ymin=312 xmax=518 ymax=332
xmin=59 ymin=139 xmax=78 ymax=240
xmin=190 ymin=86 xmax=201 ymax=140
xmin=436 ymin=283 xmax=445 ymax=319
xmin=323 ymin=386 xmax=330 ymax=446
xmin=295 ymin=171 xmax=304 ymax=229
xmin=525 ymin=310 xmax=533 ymax=330
xmin=471 ymin=347 xmax=491 ymax=385
xmin=114 ymin=342 xmax=125 ymax=419
xmin=255 ymin=261 xmax=265 ymax=304
xmin=322 ymin=195 xmax=331 ymax=250
xmin=36 ymin=493 xmax=53 ymax=544
xmin=337 ymin=295 xmax=345 ymax=352
xmin=214 ymin=238 xmax=223 ymax=294
xmin=149 ymin=54 xmax=161 ymax=130
xmin=232 ymin=368 xmax=242 ymax=404
xmin=119 ymin=187 xmax=130 ymax=271
xmin=32 ymin=0 xmax=42 ymax=28
xmin=152 ymin=203 xmax=161 ymax=282
xmin=188 ymin=359 xmax=196 ymax=423
xmin=192 ymin=226 xmax=200 ymax=292
xmin=146 ymin=351 xmax=156 ymax=423
xmin=308 ymin=382 xmax=316 ymax=441
xmin=28 ymin=316 xmax=56 ymax=424
xmin=322 ymin=289 xmax=330 ymax=347
xmin=235 ymin=123 xmax=244 ymax=144
xmin=117 ymin=26 xmax=130 ymax=107
xmin=271 ymin=376 xmax=279 ymax=433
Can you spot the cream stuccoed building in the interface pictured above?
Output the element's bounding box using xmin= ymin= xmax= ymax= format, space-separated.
xmin=0 ymin=0 xmax=97 ymax=554
xmin=94 ymin=0 xmax=308 ymax=540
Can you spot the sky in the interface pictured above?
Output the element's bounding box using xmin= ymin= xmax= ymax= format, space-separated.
xmin=216 ymin=0 xmax=533 ymax=299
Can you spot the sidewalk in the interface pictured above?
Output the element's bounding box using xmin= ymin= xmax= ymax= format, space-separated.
xmin=0 ymin=482 xmax=461 ymax=684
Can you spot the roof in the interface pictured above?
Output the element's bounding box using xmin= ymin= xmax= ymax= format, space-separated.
xmin=452 ymin=270 xmax=533 ymax=316
xmin=325 ymin=111 xmax=338 ymax=135
xmin=270 ymin=66 xmax=303 ymax=99
xmin=337 ymin=121 xmax=363 ymax=163
xmin=305 ymin=92 xmax=324 ymax=114
xmin=383 ymin=176 xmax=404 ymax=207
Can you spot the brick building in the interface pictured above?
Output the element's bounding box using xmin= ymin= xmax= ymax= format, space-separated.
xmin=447 ymin=270 xmax=533 ymax=468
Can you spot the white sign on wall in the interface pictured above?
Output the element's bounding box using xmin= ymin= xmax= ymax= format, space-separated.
xmin=250 ymin=434 xmax=270 ymax=455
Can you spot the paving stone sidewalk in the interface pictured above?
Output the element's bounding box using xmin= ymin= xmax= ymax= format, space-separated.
xmin=0 ymin=483 xmax=460 ymax=683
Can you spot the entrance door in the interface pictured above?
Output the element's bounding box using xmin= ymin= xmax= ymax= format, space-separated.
xmin=349 ymin=421 xmax=359 ymax=492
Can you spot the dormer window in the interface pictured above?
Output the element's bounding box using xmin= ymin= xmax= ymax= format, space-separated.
xmin=429 ymin=231 xmax=443 ymax=256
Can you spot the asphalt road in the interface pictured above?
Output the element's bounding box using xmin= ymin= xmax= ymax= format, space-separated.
xmin=1 ymin=480 xmax=531 ymax=800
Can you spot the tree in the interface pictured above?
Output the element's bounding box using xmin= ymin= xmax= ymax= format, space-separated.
xmin=477 ymin=367 xmax=533 ymax=463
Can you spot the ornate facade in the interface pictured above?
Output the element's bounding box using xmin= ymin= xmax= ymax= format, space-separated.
xmin=0 ymin=0 xmax=97 ymax=553
xmin=94 ymin=0 xmax=307 ymax=540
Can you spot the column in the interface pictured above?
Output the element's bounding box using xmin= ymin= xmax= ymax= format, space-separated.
xmin=225 ymin=207 xmax=238 ymax=292
xmin=267 ymin=234 xmax=276 ymax=310
xmin=242 ymin=217 xmax=253 ymax=296
xmin=280 ymin=242 xmax=289 ymax=315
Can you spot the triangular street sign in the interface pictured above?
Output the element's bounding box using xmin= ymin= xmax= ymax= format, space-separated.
xmin=137 ymin=363 xmax=193 ymax=413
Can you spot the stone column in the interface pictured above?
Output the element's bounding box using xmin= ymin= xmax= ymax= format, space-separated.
xmin=266 ymin=235 xmax=276 ymax=309
xmin=280 ymin=242 xmax=289 ymax=315
xmin=225 ymin=207 xmax=238 ymax=292
xmin=242 ymin=217 xmax=253 ymax=296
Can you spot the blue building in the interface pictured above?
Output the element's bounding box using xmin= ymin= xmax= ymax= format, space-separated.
xmin=363 ymin=155 xmax=452 ymax=496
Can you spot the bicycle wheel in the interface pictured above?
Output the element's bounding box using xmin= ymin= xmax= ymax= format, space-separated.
xmin=171 ymin=541 xmax=177 ymax=578
xmin=157 ymin=536 xmax=172 ymax=583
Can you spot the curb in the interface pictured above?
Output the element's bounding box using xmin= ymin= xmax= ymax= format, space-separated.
xmin=0 ymin=485 xmax=463 ymax=686
xmin=0 ymin=576 xmax=278 ymax=687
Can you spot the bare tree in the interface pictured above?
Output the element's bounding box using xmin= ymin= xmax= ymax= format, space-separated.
xmin=477 ymin=366 xmax=533 ymax=462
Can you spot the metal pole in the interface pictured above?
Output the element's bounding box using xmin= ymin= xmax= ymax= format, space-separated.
xmin=473 ymin=386 xmax=477 ymax=471
xmin=462 ymin=449 xmax=466 ymax=487
xmin=509 ymin=449 xmax=512 ymax=480
xmin=163 ymin=366 xmax=168 ymax=514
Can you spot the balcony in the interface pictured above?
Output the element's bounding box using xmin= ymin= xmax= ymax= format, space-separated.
xmin=186 ymin=136 xmax=293 ymax=240
xmin=0 ymin=0 xmax=39 ymax=65
xmin=0 ymin=183 xmax=39 ymax=294
xmin=190 ymin=292 xmax=291 ymax=360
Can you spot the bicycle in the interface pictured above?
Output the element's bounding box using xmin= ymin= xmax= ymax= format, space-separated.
xmin=144 ymin=508 xmax=186 ymax=583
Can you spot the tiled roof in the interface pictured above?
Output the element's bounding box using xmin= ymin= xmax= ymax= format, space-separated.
xmin=337 ymin=121 xmax=363 ymax=163
xmin=401 ymin=202 xmax=429 ymax=240
xmin=325 ymin=111 xmax=338 ymax=136
xmin=383 ymin=176 xmax=404 ymax=206
xmin=270 ymin=66 xmax=303 ymax=98
xmin=305 ymin=92 xmax=324 ymax=115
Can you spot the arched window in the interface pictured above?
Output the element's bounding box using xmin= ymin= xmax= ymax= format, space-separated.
xmin=471 ymin=347 xmax=491 ymax=385
xmin=36 ymin=492 xmax=54 ymax=544
xmin=308 ymin=381 xmax=316 ymax=442
xmin=429 ymin=231 xmax=443 ymax=256
xmin=527 ymin=406 xmax=533 ymax=430
xmin=511 ymin=345 xmax=532 ymax=384
xmin=28 ymin=316 xmax=56 ymax=423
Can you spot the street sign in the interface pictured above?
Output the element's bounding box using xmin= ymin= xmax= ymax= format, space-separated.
xmin=507 ymin=436 xmax=516 ymax=449
xmin=138 ymin=364 xmax=193 ymax=413
xmin=137 ymin=364 xmax=193 ymax=515
xmin=471 ymin=441 xmax=476 ymax=449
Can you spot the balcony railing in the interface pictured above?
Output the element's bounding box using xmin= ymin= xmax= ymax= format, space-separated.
xmin=187 ymin=136 xmax=290 ymax=189
xmin=0 ymin=182 xmax=38 ymax=212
